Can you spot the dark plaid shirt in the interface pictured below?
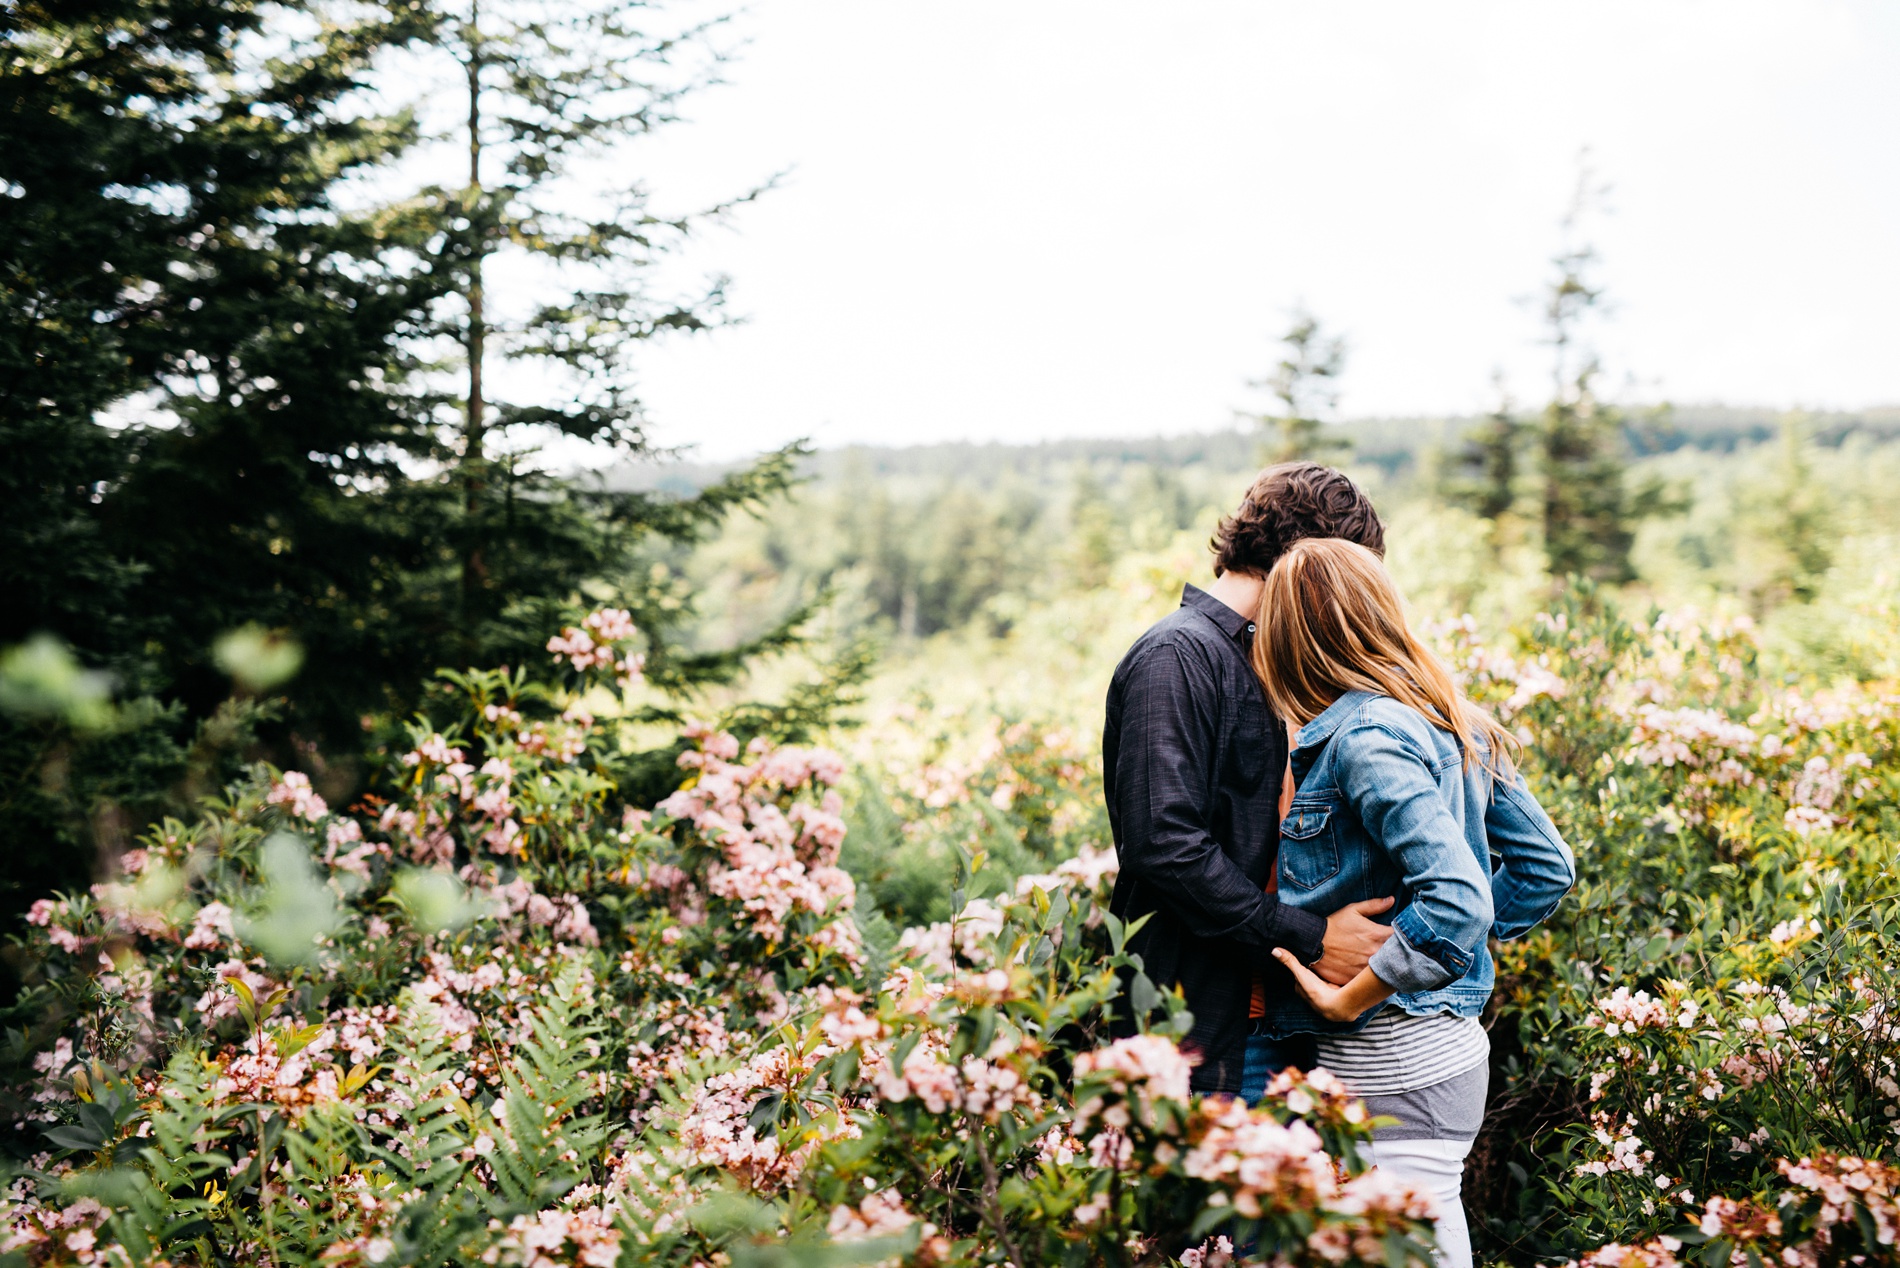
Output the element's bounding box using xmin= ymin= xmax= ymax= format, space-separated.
xmin=1103 ymin=585 xmax=1327 ymax=1094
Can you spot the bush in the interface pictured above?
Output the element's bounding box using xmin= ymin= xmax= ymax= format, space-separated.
xmin=1 ymin=611 xmax=1435 ymax=1267
xmin=1447 ymin=593 xmax=1900 ymax=1262
xmin=14 ymin=593 xmax=1900 ymax=1267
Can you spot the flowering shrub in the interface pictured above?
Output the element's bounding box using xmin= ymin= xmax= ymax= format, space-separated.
xmin=0 ymin=609 xmax=1434 ymax=1268
xmin=1438 ymin=593 xmax=1900 ymax=1261
xmin=21 ymin=586 xmax=1900 ymax=1266
xmin=842 ymin=709 xmax=1110 ymax=927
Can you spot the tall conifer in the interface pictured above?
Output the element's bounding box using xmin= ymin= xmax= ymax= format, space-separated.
xmin=1240 ymin=310 xmax=1351 ymax=466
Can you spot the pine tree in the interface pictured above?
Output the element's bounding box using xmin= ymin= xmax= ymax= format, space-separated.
xmin=0 ymin=0 xmax=435 ymax=666
xmin=0 ymin=0 xmax=830 ymax=938
xmin=396 ymin=0 xmax=775 ymax=639
xmin=1442 ymin=378 xmax=1527 ymax=542
xmin=3 ymin=0 xmax=813 ymax=734
xmin=1240 ymin=310 xmax=1351 ymax=466
xmin=1533 ymin=168 xmax=1640 ymax=585
xmin=1 ymin=0 xmax=447 ymax=946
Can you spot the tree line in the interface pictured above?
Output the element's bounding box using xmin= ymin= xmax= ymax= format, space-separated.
xmin=1242 ymin=170 xmax=1676 ymax=588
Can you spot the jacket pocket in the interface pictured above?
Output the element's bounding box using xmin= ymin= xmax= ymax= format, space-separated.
xmin=1278 ymin=801 xmax=1341 ymax=890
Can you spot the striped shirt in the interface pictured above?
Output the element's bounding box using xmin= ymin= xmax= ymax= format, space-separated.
xmin=1315 ymin=1007 xmax=1490 ymax=1096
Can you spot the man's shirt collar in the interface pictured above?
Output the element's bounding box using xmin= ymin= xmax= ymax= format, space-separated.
xmin=1181 ymin=583 xmax=1254 ymax=644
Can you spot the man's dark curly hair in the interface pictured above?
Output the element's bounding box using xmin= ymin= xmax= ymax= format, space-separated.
xmin=1210 ymin=461 xmax=1384 ymax=577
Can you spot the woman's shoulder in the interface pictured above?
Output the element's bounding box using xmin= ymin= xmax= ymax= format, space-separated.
xmin=1341 ymin=693 xmax=1436 ymax=734
xmin=1333 ymin=694 xmax=1451 ymax=757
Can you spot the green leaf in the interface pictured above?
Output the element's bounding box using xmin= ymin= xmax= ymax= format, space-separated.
xmin=747 ymin=1091 xmax=784 ymax=1139
xmin=43 ymin=1125 xmax=106 ymax=1153
xmin=890 ymin=1032 xmax=921 ymax=1075
xmin=228 ymin=976 xmax=258 ymax=1030
xmin=1854 ymin=1202 xmax=1879 ymax=1250
xmin=972 ymin=1009 xmax=998 ymax=1061
xmin=275 ymin=1022 xmax=327 ymax=1059
xmin=213 ymin=625 xmax=304 ymax=691
xmin=73 ymin=1100 xmax=117 ymax=1140
xmin=235 ymin=834 xmax=345 ymax=965
xmin=1029 ymin=936 xmax=1055 ymax=969
xmin=830 ymin=1045 xmax=860 ymax=1090
xmin=1129 ymin=972 xmax=1160 ymax=1018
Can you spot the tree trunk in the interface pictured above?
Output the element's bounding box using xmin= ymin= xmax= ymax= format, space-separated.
xmin=461 ymin=6 xmax=488 ymax=626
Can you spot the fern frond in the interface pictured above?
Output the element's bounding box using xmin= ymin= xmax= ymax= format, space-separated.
xmin=485 ymin=958 xmax=608 ymax=1214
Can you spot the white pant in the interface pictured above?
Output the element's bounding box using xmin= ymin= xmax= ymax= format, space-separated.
xmin=1361 ymin=1136 xmax=1475 ymax=1268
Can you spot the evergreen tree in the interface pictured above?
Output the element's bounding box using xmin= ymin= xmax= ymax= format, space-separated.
xmin=1 ymin=0 xmax=446 ymax=939
xmin=1442 ymin=378 xmax=1527 ymax=544
xmin=1 ymin=0 xmax=434 ymax=669
xmin=1538 ymin=373 xmax=1638 ymax=584
xmin=401 ymin=0 xmax=771 ymax=641
xmin=3 ymin=0 xmax=810 ymax=737
xmin=1533 ymin=169 xmax=1641 ymax=584
xmin=1240 ymin=309 xmax=1351 ymax=465
xmin=0 ymin=0 xmax=828 ymax=939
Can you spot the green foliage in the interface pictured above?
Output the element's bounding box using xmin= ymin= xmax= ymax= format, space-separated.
xmin=1441 ymin=397 xmax=1528 ymax=546
xmin=0 ymin=609 xmax=1434 ymax=1268
xmin=1538 ymin=381 xmax=1640 ymax=585
xmin=1434 ymin=596 xmax=1900 ymax=1263
xmin=841 ymin=713 xmax=1108 ymax=928
xmin=0 ymin=0 xmax=836 ymax=959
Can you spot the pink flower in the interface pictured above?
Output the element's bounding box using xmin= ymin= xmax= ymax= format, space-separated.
xmin=679 ymin=1046 xmax=860 ymax=1190
xmin=826 ymin=1190 xmax=915 ymax=1242
xmin=183 ymin=902 xmax=235 ymax=951
xmin=1180 ymin=1235 xmax=1234 ymax=1268
xmin=267 ymin=771 xmax=328 ymax=821
xmin=1073 ymin=1035 xmax=1194 ymax=1129
xmin=407 ymin=734 xmax=464 ymax=767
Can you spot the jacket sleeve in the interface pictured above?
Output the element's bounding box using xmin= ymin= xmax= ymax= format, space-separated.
xmin=1113 ymin=643 xmax=1326 ymax=968
xmin=1336 ymin=723 xmax=1495 ymax=994
xmin=1485 ymin=769 xmax=1576 ymax=940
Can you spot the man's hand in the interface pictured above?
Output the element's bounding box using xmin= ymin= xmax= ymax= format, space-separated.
xmin=1311 ymin=896 xmax=1396 ymax=985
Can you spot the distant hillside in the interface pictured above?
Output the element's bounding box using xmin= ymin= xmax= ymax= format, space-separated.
xmin=600 ymin=404 xmax=1900 ymax=494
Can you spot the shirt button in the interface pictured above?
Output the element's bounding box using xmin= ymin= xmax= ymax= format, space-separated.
xmin=1247 ymin=623 xmax=1256 ymax=633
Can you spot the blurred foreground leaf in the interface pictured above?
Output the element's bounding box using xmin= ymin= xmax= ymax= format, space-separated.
xmin=391 ymin=867 xmax=487 ymax=934
xmin=213 ymin=625 xmax=305 ymax=692
xmin=235 ymin=833 xmax=344 ymax=965
xmin=0 ymin=635 xmax=114 ymax=730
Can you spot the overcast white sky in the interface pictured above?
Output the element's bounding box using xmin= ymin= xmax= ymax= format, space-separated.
xmin=606 ymin=1 xmax=1900 ymax=460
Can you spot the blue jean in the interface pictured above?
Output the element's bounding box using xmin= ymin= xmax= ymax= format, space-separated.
xmin=1240 ymin=1031 xmax=1319 ymax=1105
xmin=1228 ymin=1032 xmax=1321 ymax=1262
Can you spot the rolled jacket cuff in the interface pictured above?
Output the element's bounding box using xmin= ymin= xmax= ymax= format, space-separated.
xmin=1369 ymin=926 xmax=1459 ymax=994
xmin=1279 ymin=905 xmax=1327 ymax=966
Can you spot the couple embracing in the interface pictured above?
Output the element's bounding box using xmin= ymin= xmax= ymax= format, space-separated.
xmin=1103 ymin=462 xmax=1576 ymax=1267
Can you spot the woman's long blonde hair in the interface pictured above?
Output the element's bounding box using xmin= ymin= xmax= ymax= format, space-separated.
xmin=1253 ymin=537 xmax=1516 ymax=778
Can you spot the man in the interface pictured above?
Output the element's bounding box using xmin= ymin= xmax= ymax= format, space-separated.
xmin=1103 ymin=461 xmax=1394 ymax=1099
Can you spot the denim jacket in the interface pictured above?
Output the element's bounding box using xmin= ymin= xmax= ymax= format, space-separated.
xmin=1254 ymin=690 xmax=1577 ymax=1041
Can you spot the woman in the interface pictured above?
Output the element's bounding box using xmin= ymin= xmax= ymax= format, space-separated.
xmin=1252 ymin=538 xmax=1576 ymax=1268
